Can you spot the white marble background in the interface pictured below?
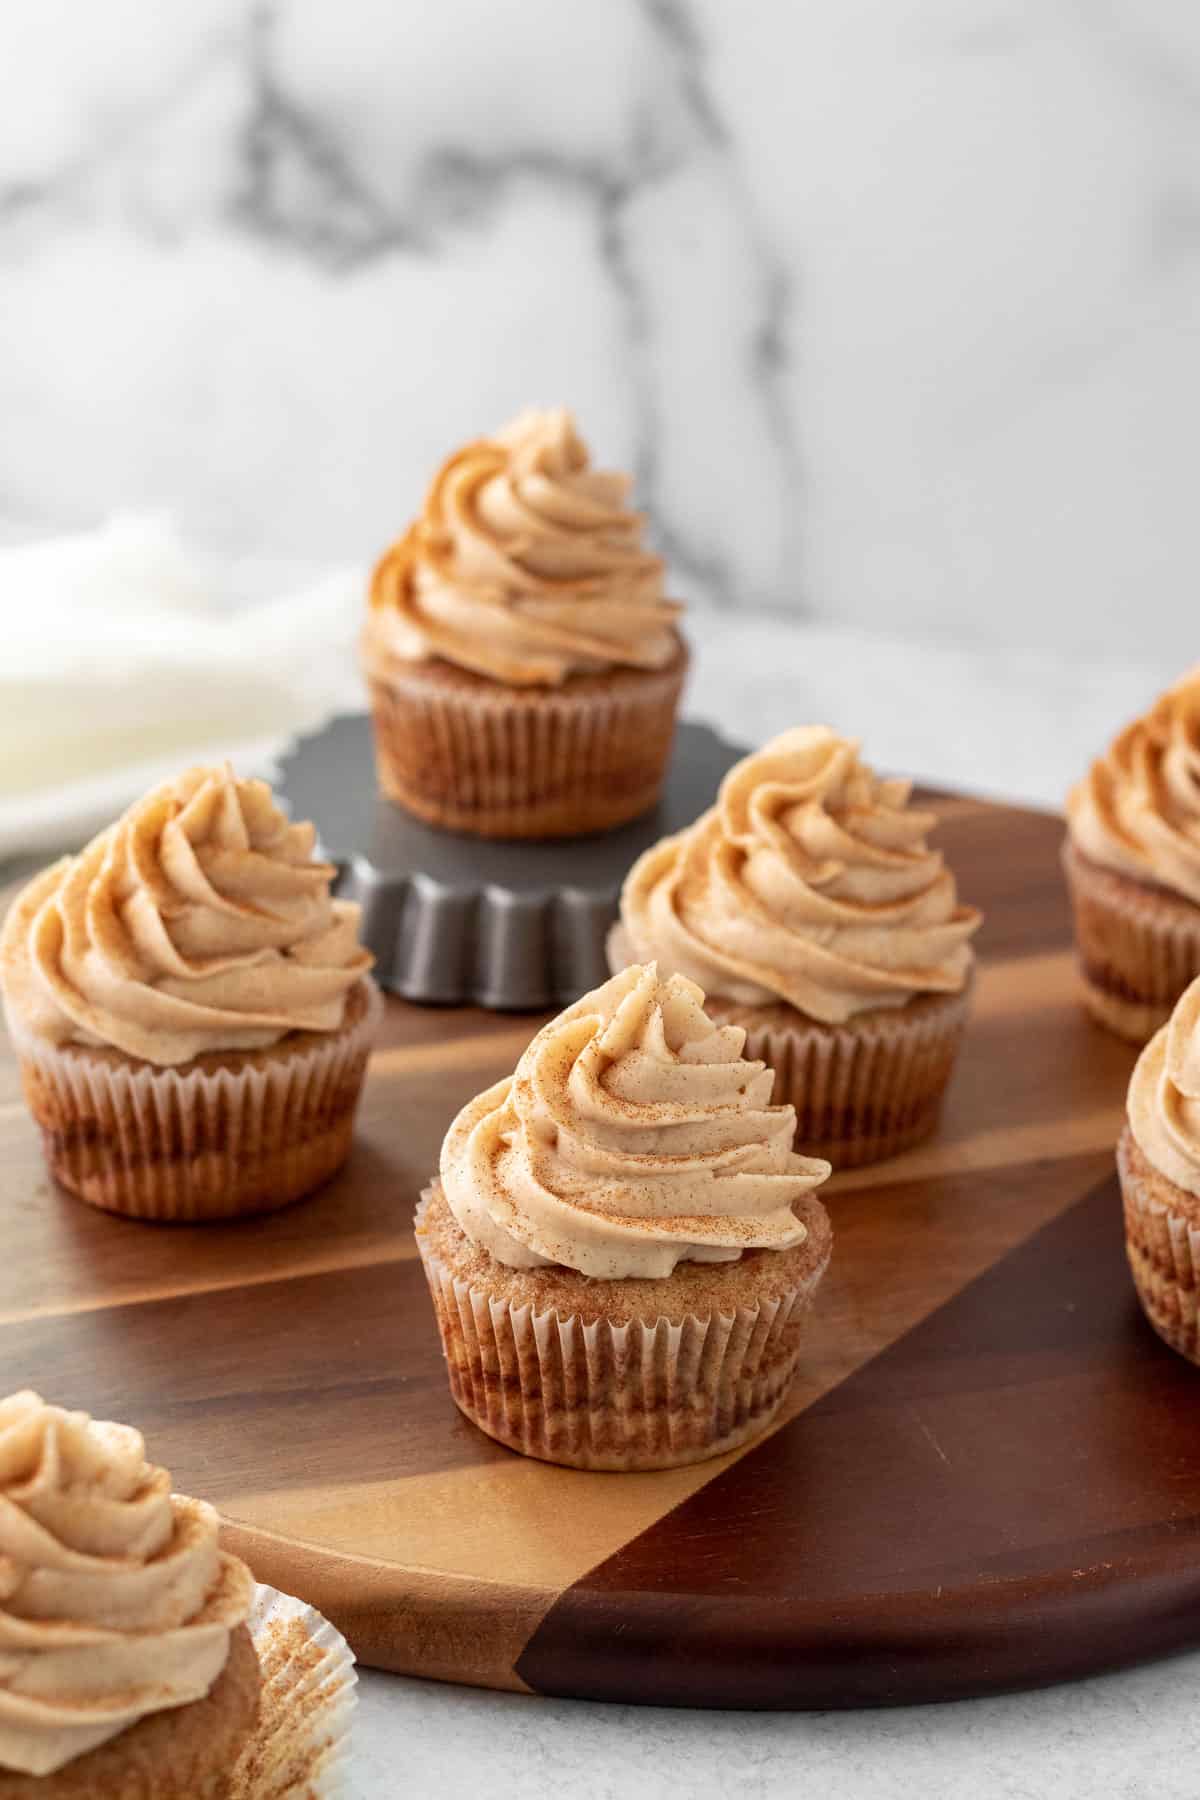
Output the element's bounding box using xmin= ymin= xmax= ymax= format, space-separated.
xmin=2 ymin=0 xmax=1198 ymax=658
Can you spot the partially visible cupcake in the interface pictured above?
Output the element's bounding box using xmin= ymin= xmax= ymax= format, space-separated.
xmin=362 ymin=407 xmax=688 ymax=839
xmin=1065 ymin=668 xmax=1200 ymax=1043
xmin=0 ymin=1389 xmax=259 ymax=1798
xmin=415 ymin=962 xmax=832 ymax=1470
xmin=610 ymin=727 xmax=982 ymax=1169
xmin=0 ymin=765 xmax=380 ymax=1222
xmin=1118 ymin=976 xmax=1200 ymax=1362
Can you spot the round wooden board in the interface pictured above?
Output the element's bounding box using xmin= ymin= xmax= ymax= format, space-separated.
xmin=4 ymin=791 xmax=1199 ymax=1709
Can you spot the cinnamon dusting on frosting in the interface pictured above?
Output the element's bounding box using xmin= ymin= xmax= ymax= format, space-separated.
xmin=439 ymin=962 xmax=830 ymax=1279
xmin=1128 ymin=975 xmax=1200 ymax=1197
xmin=0 ymin=1390 xmax=254 ymax=1778
xmin=364 ymin=407 xmax=682 ymax=687
xmin=0 ymin=765 xmax=372 ymax=1065
xmin=1068 ymin=668 xmax=1200 ymax=905
xmin=616 ymin=726 xmax=980 ymax=1025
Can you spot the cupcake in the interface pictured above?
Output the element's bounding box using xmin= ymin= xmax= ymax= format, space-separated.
xmin=0 ymin=1388 xmax=259 ymax=1798
xmin=1065 ymin=668 xmax=1200 ymax=1043
xmin=0 ymin=765 xmax=380 ymax=1222
xmin=1118 ymin=976 xmax=1200 ymax=1362
xmin=609 ymin=726 xmax=982 ymax=1168
xmin=415 ymin=962 xmax=833 ymax=1471
xmin=361 ymin=407 xmax=688 ymax=839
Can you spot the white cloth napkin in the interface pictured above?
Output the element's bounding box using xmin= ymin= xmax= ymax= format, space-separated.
xmin=2 ymin=514 xmax=1182 ymax=865
xmin=0 ymin=517 xmax=367 ymax=861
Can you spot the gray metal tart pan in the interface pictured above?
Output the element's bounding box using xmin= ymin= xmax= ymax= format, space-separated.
xmin=276 ymin=714 xmax=742 ymax=1010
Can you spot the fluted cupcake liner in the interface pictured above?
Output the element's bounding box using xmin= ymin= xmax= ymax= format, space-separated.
xmin=414 ymin=1190 xmax=826 ymax=1471
xmin=1063 ymin=841 xmax=1200 ymax=1044
xmin=10 ymin=980 xmax=382 ymax=1223
xmin=231 ymin=1584 xmax=356 ymax=1800
xmin=705 ymin=986 xmax=972 ymax=1170
xmin=366 ymin=646 xmax=688 ymax=840
xmin=1118 ymin=1125 xmax=1200 ymax=1366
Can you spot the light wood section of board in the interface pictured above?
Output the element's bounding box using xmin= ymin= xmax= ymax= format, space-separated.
xmin=0 ymin=793 xmax=1142 ymax=1689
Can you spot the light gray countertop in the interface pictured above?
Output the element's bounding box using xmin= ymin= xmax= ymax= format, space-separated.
xmin=347 ymin=1648 xmax=1200 ymax=1800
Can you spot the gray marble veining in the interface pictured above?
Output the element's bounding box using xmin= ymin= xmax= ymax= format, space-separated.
xmin=1 ymin=2 xmax=1197 ymax=658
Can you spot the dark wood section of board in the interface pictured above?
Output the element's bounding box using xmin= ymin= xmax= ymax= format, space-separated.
xmin=519 ymin=1170 xmax=1200 ymax=1706
xmin=1 ymin=788 xmax=1191 ymax=1707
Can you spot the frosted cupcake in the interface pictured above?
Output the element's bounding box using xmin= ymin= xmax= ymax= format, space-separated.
xmin=415 ymin=962 xmax=832 ymax=1471
xmin=0 ymin=1389 xmax=259 ymax=1798
xmin=1065 ymin=669 xmax=1200 ymax=1043
xmin=610 ymin=727 xmax=982 ymax=1168
xmin=362 ymin=407 xmax=688 ymax=839
xmin=1118 ymin=976 xmax=1200 ymax=1362
xmin=0 ymin=765 xmax=380 ymax=1222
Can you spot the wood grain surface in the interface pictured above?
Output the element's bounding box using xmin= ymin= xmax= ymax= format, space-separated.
xmin=3 ymin=793 xmax=1195 ymax=1707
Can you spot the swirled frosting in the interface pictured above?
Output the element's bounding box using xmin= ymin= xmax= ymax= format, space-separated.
xmin=0 ymin=1390 xmax=254 ymax=1778
xmin=440 ymin=962 xmax=830 ymax=1279
xmin=364 ymin=407 xmax=682 ymax=686
xmin=0 ymin=765 xmax=372 ymax=1066
xmin=1067 ymin=669 xmax=1200 ymax=904
xmin=616 ymin=727 xmax=981 ymax=1026
xmin=1128 ymin=976 xmax=1200 ymax=1198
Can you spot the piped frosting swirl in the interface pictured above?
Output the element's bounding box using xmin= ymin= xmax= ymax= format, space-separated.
xmin=440 ymin=962 xmax=830 ymax=1279
xmin=0 ymin=765 xmax=372 ymax=1066
xmin=1067 ymin=669 xmax=1200 ymax=905
xmin=365 ymin=407 xmax=682 ymax=686
xmin=0 ymin=1390 xmax=254 ymax=1778
xmin=1128 ymin=975 xmax=1200 ymax=1197
xmin=617 ymin=726 xmax=981 ymax=1025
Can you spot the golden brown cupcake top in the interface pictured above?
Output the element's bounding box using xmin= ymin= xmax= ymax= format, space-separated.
xmin=0 ymin=765 xmax=372 ymax=1066
xmin=364 ymin=407 xmax=682 ymax=686
xmin=1067 ymin=669 xmax=1200 ymax=905
xmin=617 ymin=726 xmax=981 ymax=1026
xmin=0 ymin=1389 xmax=255 ymax=1778
xmin=1127 ymin=975 xmax=1200 ymax=1197
xmin=440 ymin=962 xmax=830 ymax=1279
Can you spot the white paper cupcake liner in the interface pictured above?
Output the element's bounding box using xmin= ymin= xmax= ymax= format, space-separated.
xmin=366 ymin=647 xmax=688 ymax=839
xmin=725 ymin=986 xmax=971 ymax=1169
xmin=1064 ymin=841 xmax=1200 ymax=1044
xmin=232 ymin=1583 xmax=357 ymax=1800
xmin=9 ymin=979 xmax=382 ymax=1221
xmin=608 ymin=924 xmax=971 ymax=1168
xmin=1119 ymin=1127 xmax=1200 ymax=1364
xmin=415 ymin=1191 xmax=826 ymax=1471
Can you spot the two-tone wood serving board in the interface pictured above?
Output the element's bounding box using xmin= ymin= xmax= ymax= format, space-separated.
xmin=3 ymin=791 xmax=1199 ymax=1708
